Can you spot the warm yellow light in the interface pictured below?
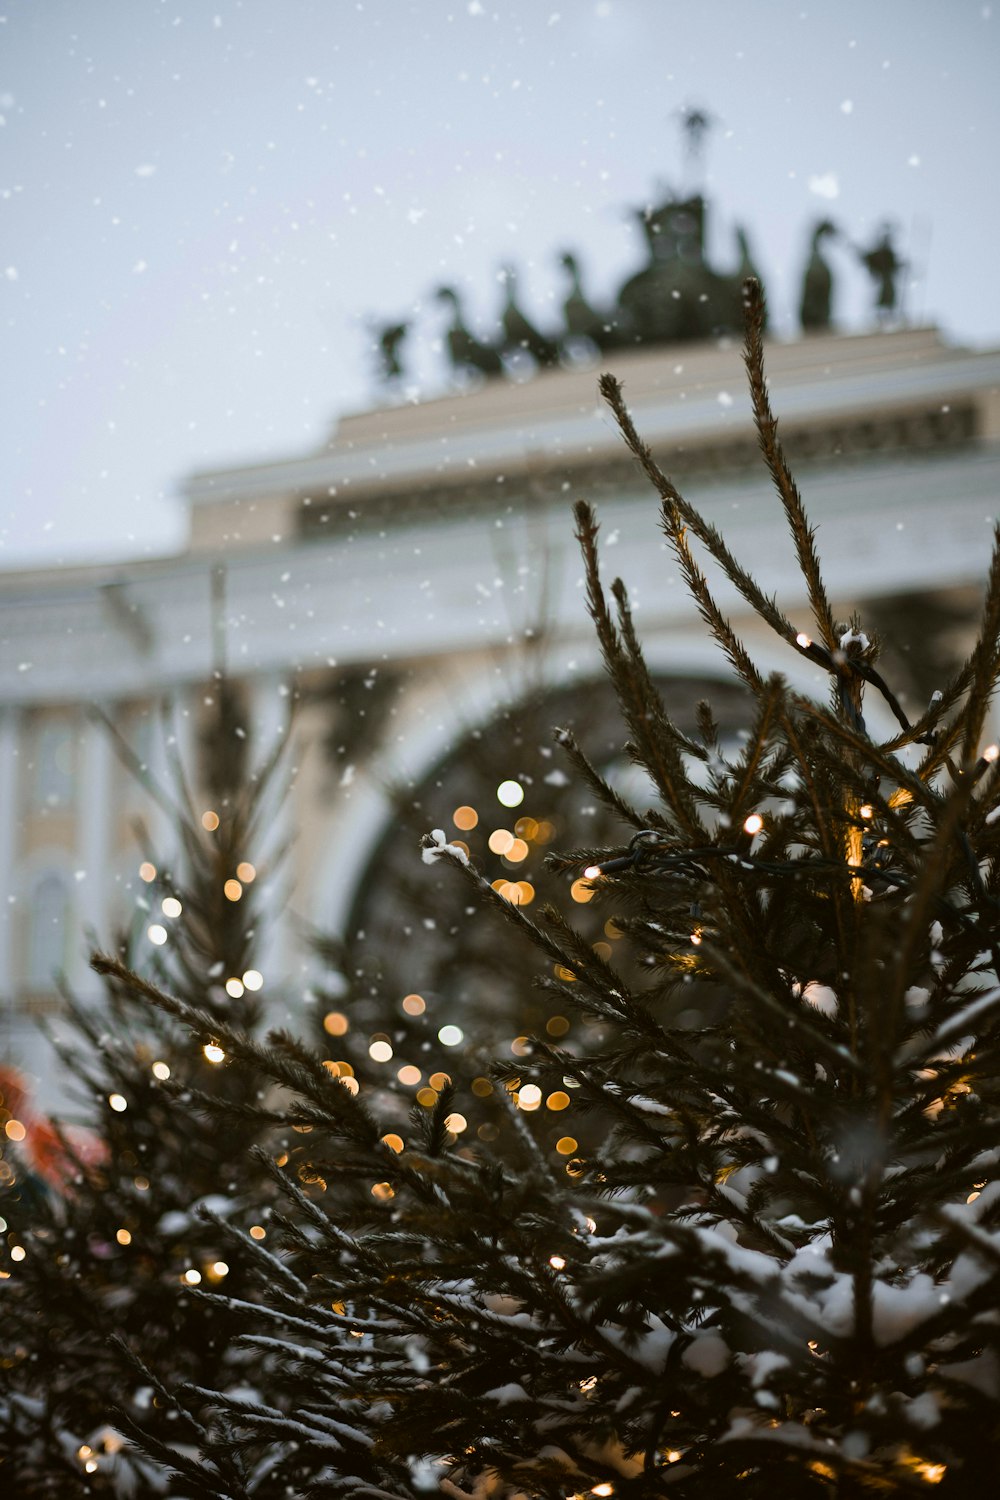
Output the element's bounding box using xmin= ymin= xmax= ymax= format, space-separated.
xmin=743 ymin=812 xmax=764 ymax=835
xmin=225 ymin=978 xmax=245 ymax=999
xmin=416 ymin=1087 xmax=438 ymax=1107
xmin=452 ymin=805 xmax=478 ymax=831
xmin=497 ymin=779 xmax=524 ymax=808
xmin=203 ymin=1043 xmax=225 ymax=1064
xmin=515 ymin=816 xmax=538 ymax=839
xmin=242 ymin=969 xmax=263 ymax=991
xmin=556 ymin=1136 xmax=578 ymax=1155
xmin=546 ymin=1091 xmax=571 ymax=1111
xmin=10 ymin=1245 xmax=26 ymax=1262
xmin=402 ymin=993 xmax=425 ymax=1016
xmin=583 ymin=864 xmax=602 ymax=880
xmin=236 ymin=861 xmax=256 ymax=883
xmin=518 ymin=1084 xmax=542 ymax=1111
xmin=554 ymin=964 xmax=577 ymax=982
xmin=397 ymin=1065 xmax=422 ymax=1086
xmin=369 ymin=1040 xmax=393 ymax=1063
xmin=859 ymin=804 xmax=874 ymax=820
xmin=505 ymin=837 xmax=529 ymax=863
xmin=223 ymin=879 xmax=243 ymax=902
xmin=108 ymin=1094 xmax=127 ymax=1113
xmin=967 ymin=1190 xmax=981 ymax=1204
xmin=138 ymin=861 xmax=156 ymax=882
xmin=795 ymin=632 xmax=811 ymax=648
xmin=85 ymin=1460 xmax=99 ymax=1473
xmin=513 ymin=880 xmax=535 ymax=905
xmin=571 ymin=878 xmax=595 ymax=903
xmin=4 ymin=1119 xmax=26 ymax=1142
xmin=984 ymin=744 xmax=999 ymax=763
xmin=429 ymin=1071 xmax=451 ymax=1090
xmin=116 ymin=1229 xmax=132 ymax=1246
xmin=488 ymin=828 xmax=514 ymax=855
xmin=212 ymin=1261 xmax=230 ymax=1277
xmin=381 ymin=1133 xmax=405 ymax=1153
xmin=161 ymin=896 xmax=182 ymax=918
xmin=592 ymin=940 xmax=612 ymax=961
xmin=666 ymin=1451 xmax=682 ymax=1463
xmin=184 ymin=1268 xmax=202 ymax=1285
xmin=915 ymin=1463 xmax=946 ymax=1484
xmin=592 ymin=1486 xmax=614 ymax=1496
xmin=471 ymin=1075 xmax=493 ymax=1097
xmin=249 ymin=1225 xmax=266 ymax=1240
xmin=339 ymin=1076 xmax=360 ymax=1096
xmin=444 ymin=1112 xmax=468 ymax=1133
xmin=201 ymin=810 xmax=220 ymax=831
xmin=549 ymin=1255 xmax=566 ymax=1270
xmin=323 ymin=1011 xmax=349 ymax=1035
xmin=546 ymin=1015 xmax=570 ymax=1037
xmin=147 ymin=923 xmax=168 ymax=946
xmin=152 ymin=1061 xmax=170 ymax=1080
xmin=371 ymin=1181 xmax=395 ymax=1201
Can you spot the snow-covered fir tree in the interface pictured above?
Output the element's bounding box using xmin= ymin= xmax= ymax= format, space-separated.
xmin=0 ymin=679 xmax=288 ymax=1495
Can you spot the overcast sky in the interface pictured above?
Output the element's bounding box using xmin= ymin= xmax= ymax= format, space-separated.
xmin=2 ymin=0 xmax=998 ymax=569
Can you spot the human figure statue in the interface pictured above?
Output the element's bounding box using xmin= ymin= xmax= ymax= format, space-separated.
xmin=857 ymin=223 xmax=905 ymax=321
xmin=434 ymin=285 xmax=504 ymax=379
xmin=498 ymin=265 xmax=561 ymax=367
xmin=372 ymin=321 xmax=409 ymax=384
xmin=799 ymin=219 xmax=838 ymax=332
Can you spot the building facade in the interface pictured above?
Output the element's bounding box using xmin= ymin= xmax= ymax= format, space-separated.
xmin=2 ymin=323 xmax=999 ymax=1099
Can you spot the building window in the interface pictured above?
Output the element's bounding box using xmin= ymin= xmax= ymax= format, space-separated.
xmin=32 ymin=721 xmax=76 ymax=809
xmin=26 ymin=873 xmax=71 ymax=991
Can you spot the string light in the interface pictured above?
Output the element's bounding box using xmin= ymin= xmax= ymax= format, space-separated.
xmin=859 ymin=804 xmax=874 ymax=820
xmin=743 ymin=812 xmax=764 ymax=835
xmin=518 ymin=1084 xmax=542 ymax=1111
xmin=201 ymin=810 xmax=220 ymax=831
xmin=223 ymin=879 xmax=243 ymax=902
xmin=225 ymin=978 xmax=245 ymax=999
xmin=497 ymin=779 xmax=525 ymax=808
xmin=183 ymin=1268 xmax=201 ymax=1285
xmin=984 ymin=744 xmax=999 ymax=763
xmin=161 ymin=896 xmax=182 ymax=918
xmin=402 ymin=994 xmax=425 ymax=1015
xmin=236 ymin=861 xmax=256 ymax=882
xmin=583 ymin=864 xmax=602 ymax=879
xmin=369 ymin=1040 xmax=393 ymax=1063
xmin=795 ymin=632 xmax=812 ymax=648
xmin=323 ymin=1011 xmax=349 ymax=1035
xmin=4 ymin=1119 xmax=26 ymax=1142
xmin=438 ymin=1024 xmax=464 ymax=1046
xmin=108 ymin=1094 xmax=127 ymax=1112
xmin=138 ymin=862 xmax=156 ymax=882
xmin=249 ymin=1225 xmax=266 ymax=1240
xmin=242 ymin=969 xmax=263 ymax=991
xmin=147 ymin=924 xmax=168 ymax=946
xmin=203 ymin=1044 xmax=225 ymax=1065
xmin=116 ymin=1229 xmax=132 ymax=1246
xmin=444 ymin=1112 xmax=467 ymax=1133
xmin=452 ymin=805 xmax=478 ymax=831
xmin=549 ymin=1255 xmax=566 ymax=1270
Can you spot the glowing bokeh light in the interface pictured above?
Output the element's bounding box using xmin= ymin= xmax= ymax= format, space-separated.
xmin=402 ymin=993 xmax=425 ymax=1016
xmin=225 ymin=978 xmax=245 ymax=999
xmin=108 ymin=1094 xmax=127 ymax=1113
xmin=452 ymin=805 xmax=478 ymax=831
xmin=488 ymin=828 xmax=514 ymax=855
xmin=147 ymin=923 xmax=168 ymax=946
xmin=397 ymin=1064 xmax=422 ymax=1086
xmin=497 ymin=779 xmax=524 ymax=808
xmin=223 ymin=879 xmax=243 ymax=902
xmin=203 ymin=1044 xmax=225 ymax=1064
xmin=518 ymin=1084 xmax=542 ymax=1111
xmin=323 ymin=1011 xmax=349 ymax=1035
xmin=242 ymin=969 xmax=263 ymax=991
xmin=438 ymin=1024 xmax=464 ymax=1047
xmin=138 ymin=861 xmax=156 ymax=882
xmin=743 ymin=813 xmax=764 ymax=835
xmin=444 ymin=1112 xmax=467 ymax=1133
xmin=236 ymin=861 xmax=257 ymax=883
xmin=161 ymin=896 xmax=182 ymax=918
xmin=201 ymin=810 xmax=220 ymax=831
xmin=151 ymin=1061 xmax=170 ymax=1081
xmin=369 ymin=1040 xmax=394 ymax=1063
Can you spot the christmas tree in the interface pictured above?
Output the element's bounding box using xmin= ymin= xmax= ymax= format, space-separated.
xmin=12 ymin=278 xmax=1000 ymax=1495
xmin=0 ymin=677 xmax=288 ymax=1495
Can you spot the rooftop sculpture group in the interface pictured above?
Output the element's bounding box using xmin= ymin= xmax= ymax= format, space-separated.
xmin=371 ymin=116 xmax=907 ymax=389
